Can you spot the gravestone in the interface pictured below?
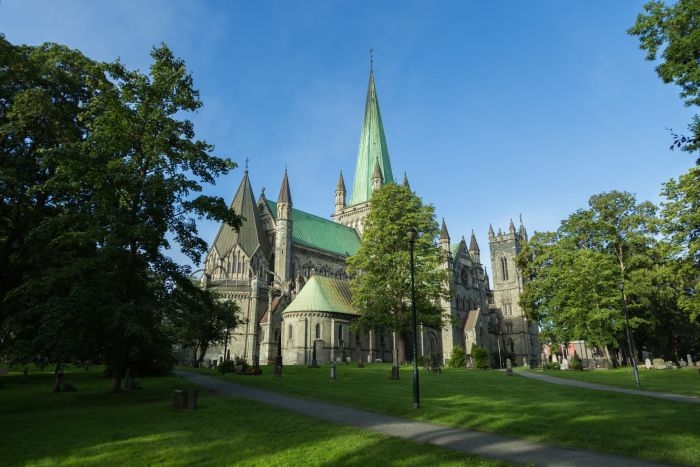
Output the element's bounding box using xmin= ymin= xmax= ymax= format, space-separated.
xmin=688 ymin=354 xmax=694 ymax=367
xmin=645 ymin=358 xmax=652 ymax=370
xmin=53 ymin=364 xmax=64 ymax=392
xmin=330 ymin=362 xmax=336 ymax=381
xmin=560 ymin=358 xmax=569 ymax=371
xmin=505 ymin=358 xmax=513 ymax=376
xmin=653 ymin=358 xmax=666 ymax=370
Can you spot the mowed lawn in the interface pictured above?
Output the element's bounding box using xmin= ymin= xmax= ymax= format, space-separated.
xmin=0 ymin=367 xmax=509 ymax=467
xmin=188 ymin=363 xmax=700 ymax=466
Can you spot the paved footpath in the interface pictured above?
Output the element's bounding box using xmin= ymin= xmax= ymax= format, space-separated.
xmin=175 ymin=370 xmax=672 ymax=467
xmin=517 ymin=371 xmax=700 ymax=404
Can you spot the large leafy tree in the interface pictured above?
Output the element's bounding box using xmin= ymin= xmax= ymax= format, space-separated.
xmin=0 ymin=36 xmax=241 ymax=389
xmin=171 ymin=280 xmax=240 ymax=368
xmin=661 ymin=167 xmax=700 ymax=323
xmin=519 ymin=191 xmax=664 ymax=361
xmin=347 ymin=183 xmax=449 ymax=376
xmin=629 ymin=0 xmax=700 ymax=163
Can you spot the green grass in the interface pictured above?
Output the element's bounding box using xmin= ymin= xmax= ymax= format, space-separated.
xmin=0 ymin=366 xmax=510 ymax=466
xmin=192 ymin=363 xmax=700 ymax=466
xmin=529 ymin=366 xmax=700 ymax=397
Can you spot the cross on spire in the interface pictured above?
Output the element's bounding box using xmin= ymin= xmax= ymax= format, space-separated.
xmin=244 ymin=157 xmax=249 ymax=172
xmin=369 ymin=48 xmax=373 ymax=71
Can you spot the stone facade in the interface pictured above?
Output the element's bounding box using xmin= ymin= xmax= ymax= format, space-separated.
xmin=198 ymin=68 xmax=539 ymax=368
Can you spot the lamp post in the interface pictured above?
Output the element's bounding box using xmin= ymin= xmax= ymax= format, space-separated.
xmin=407 ymin=227 xmax=420 ymax=409
xmin=618 ymin=281 xmax=640 ymax=387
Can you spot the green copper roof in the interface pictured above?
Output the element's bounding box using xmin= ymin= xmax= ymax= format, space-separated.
xmin=348 ymin=70 xmax=394 ymax=206
xmin=266 ymin=200 xmax=360 ymax=257
xmin=212 ymin=171 xmax=270 ymax=259
xmin=283 ymin=275 xmax=359 ymax=315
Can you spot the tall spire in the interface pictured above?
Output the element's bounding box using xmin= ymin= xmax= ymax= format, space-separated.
xmin=402 ymin=172 xmax=411 ymax=190
xmin=278 ymin=169 xmax=292 ymax=205
xmin=348 ymin=68 xmax=394 ymax=206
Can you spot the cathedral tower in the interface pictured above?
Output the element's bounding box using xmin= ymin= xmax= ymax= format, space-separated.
xmin=332 ymin=68 xmax=394 ymax=234
xmin=489 ymin=218 xmax=539 ymax=366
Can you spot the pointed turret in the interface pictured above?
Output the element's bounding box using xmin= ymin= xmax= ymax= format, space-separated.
xmin=509 ymin=218 xmax=516 ymax=234
xmin=440 ymin=218 xmax=450 ymax=257
xmin=469 ymin=230 xmax=481 ymax=264
xmin=372 ymin=159 xmax=383 ymax=192
xmin=348 ymin=69 xmax=394 ymax=206
xmin=518 ymin=215 xmax=528 ymax=240
xmin=274 ymin=170 xmax=293 ymax=282
xmin=335 ymin=171 xmax=346 ymax=215
xmin=211 ymin=170 xmax=270 ymax=261
xmin=402 ymin=172 xmax=411 ymax=190
xmin=488 ymin=224 xmax=495 ymax=239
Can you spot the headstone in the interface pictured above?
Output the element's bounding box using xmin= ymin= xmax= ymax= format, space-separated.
xmin=653 ymin=358 xmax=666 ymax=370
xmin=505 ymin=358 xmax=513 ymax=376
xmin=53 ymin=364 xmax=64 ymax=392
xmin=560 ymin=358 xmax=569 ymax=371
xmin=680 ymin=359 xmax=687 ymax=367
xmin=645 ymin=358 xmax=652 ymax=370
xmin=688 ymin=354 xmax=694 ymax=367
xmin=330 ymin=362 xmax=336 ymax=381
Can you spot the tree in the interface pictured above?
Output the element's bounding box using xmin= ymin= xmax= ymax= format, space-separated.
xmin=347 ymin=183 xmax=449 ymax=378
xmin=171 ymin=281 xmax=240 ymax=367
xmin=629 ymin=0 xmax=700 ymax=163
xmin=0 ymin=37 xmax=241 ymax=390
xmin=661 ymin=167 xmax=700 ymax=322
xmin=518 ymin=192 xmax=661 ymax=362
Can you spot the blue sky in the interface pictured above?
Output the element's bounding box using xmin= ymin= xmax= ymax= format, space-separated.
xmin=1 ymin=1 xmax=695 ymax=276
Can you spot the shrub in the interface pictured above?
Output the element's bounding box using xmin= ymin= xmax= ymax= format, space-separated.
xmin=569 ymin=355 xmax=583 ymax=371
xmin=471 ymin=344 xmax=490 ymax=369
xmin=218 ymin=360 xmax=237 ymax=374
xmin=448 ymin=346 xmax=467 ymax=368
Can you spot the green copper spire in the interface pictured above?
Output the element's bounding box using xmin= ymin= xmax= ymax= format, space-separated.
xmin=348 ymin=69 xmax=394 ymax=206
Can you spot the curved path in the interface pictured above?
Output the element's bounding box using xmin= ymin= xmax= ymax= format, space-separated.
xmin=516 ymin=371 xmax=700 ymax=404
xmin=175 ymin=370 xmax=670 ymax=467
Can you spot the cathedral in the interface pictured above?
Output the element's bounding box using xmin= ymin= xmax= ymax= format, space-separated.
xmin=200 ymin=67 xmax=540 ymax=368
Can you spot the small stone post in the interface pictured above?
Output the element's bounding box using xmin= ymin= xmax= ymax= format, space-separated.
xmin=506 ymin=358 xmax=513 ymax=376
xmin=330 ymin=361 xmax=337 ymax=381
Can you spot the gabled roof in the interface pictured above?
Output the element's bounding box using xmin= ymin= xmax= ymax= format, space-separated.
xmin=283 ymin=275 xmax=359 ymax=315
xmin=348 ymin=69 xmax=394 ymax=206
xmin=266 ymin=199 xmax=360 ymax=257
xmin=212 ymin=171 xmax=270 ymax=260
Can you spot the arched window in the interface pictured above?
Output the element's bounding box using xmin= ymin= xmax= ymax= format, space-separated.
xmin=315 ymin=323 xmax=321 ymax=339
xmin=501 ymin=257 xmax=509 ymax=281
xmin=287 ymin=324 xmax=292 ymax=340
xmin=507 ymin=338 xmax=515 ymax=353
xmin=274 ymin=328 xmax=280 ymax=343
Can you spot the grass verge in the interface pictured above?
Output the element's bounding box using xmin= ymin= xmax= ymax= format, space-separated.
xmin=190 ymin=363 xmax=700 ymax=466
xmin=0 ymin=367 xmax=510 ymax=466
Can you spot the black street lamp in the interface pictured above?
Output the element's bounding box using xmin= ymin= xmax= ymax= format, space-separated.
xmin=618 ymin=281 xmax=640 ymax=386
xmin=407 ymin=227 xmax=420 ymax=409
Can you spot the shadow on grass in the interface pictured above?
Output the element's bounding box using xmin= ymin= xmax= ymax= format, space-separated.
xmin=1 ymin=369 xmax=510 ymax=467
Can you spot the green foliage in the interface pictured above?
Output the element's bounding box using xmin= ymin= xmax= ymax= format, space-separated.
xmin=470 ymin=344 xmax=489 ymax=369
xmin=347 ymin=183 xmax=450 ymax=364
xmin=515 ymin=191 xmax=696 ymax=359
xmin=568 ymin=355 xmax=583 ymax=371
xmin=629 ymin=0 xmax=700 ymax=162
xmin=448 ymin=346 xmax=467 ymax=368
xmin=0 ymin=36 xmax=241 ymax=388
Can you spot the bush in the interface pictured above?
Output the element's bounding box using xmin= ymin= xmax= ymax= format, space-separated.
xmin=544 ymin=361 xmax=560 ymax=370
xmin=471 ymin=344 xmax=490 ymax=369
xmin=448 ymin=346 xmax=467 ymax=368
xmin=218 ymin=360 xmax=237 ymax=374
xmin=569 ymin=355 xmax=583 ymax=371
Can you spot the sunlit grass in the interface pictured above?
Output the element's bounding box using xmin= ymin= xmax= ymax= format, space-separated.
xmin=527 ymin=365 xmax=700 ymax=396
xmin=0 ymin=366 xmax=509 ymax=467
xmin=189 ymin=363 xmax=700 ymax=465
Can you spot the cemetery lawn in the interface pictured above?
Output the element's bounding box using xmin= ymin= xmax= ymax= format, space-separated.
xmin=526 ymin=366 xmax=700 ymax=397
xmin=190 ymin=364 xmax=700 ymax=466
xmin=0 ymin=366 xmax=509 ymax=467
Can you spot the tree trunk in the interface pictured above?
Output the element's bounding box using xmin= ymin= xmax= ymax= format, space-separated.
xmin=390 ymin=331 xmax=399 ymax=379
xmin=111 ymin=374 xmax=122 ymax=392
